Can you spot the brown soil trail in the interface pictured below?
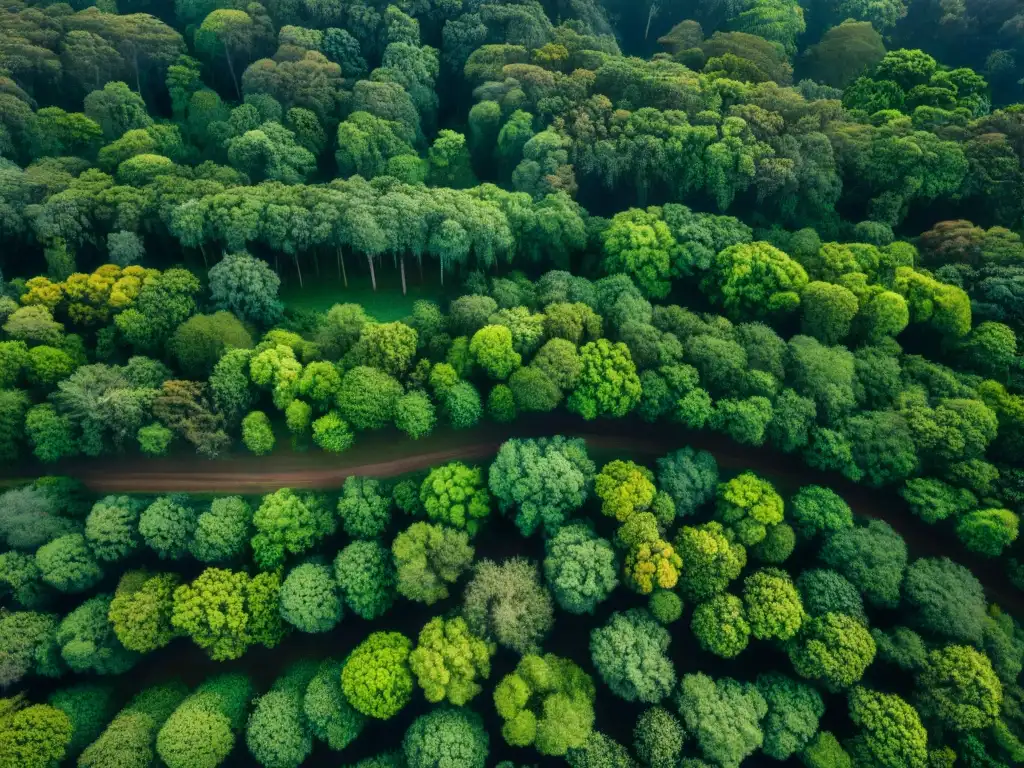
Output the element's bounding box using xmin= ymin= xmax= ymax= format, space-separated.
xmin=16 ymin=416 xmax=1023 ymax=610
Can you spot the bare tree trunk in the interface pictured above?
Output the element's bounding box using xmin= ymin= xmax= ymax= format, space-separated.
xmin=336 ymin=246 xmax=348 ymax=287
xmin=199 ymin=242 xmax=208 ymax=269
xmin=133 ymin=51 xmax=142 ymax=94
xmin=294 ymin=254 xmax=303 ymax=288
xmin=645 ymin=1 xmax=660 ymax=40
xmin=400 ymin=256 xmax=407 ymax=295
xmin=223 ymin=42 xmax=240 ymax=99
xmin=417 ymin=257 xmax=423 ymax=282
xmin=440 ymin=260 xmax=444 ymax=287
xmin=274 ymin=252 xmax=279 ymax=275
xmin=367 ymin=254 xmax=377 ymax=291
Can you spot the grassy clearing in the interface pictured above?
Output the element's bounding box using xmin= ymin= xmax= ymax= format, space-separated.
xmin=279 ymin=265 xmax=448 ymax=321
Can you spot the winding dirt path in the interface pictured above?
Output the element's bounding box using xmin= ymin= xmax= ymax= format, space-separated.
xmin=17 ymin=416 xmax=1022 ymax=610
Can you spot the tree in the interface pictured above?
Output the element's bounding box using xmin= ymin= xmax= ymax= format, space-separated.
xmin=915 ymin=645 xmax=1002 ymax=732
xmin=337 ymin=366 xmax=403 ymax=431
xmin=493 ymin=654 xmax=595 ymax=756
xmin=171 ymin=568 xmax=283 ymax=660
xmin=673 ymin=674 xmax=767 ymax=768
xmin=341 ymin=632 xmax=414 ymax=720
xmin=78 ymin=682 xmax=188 ymax=768
xmin=756 ymin=674 xmax=824 ymax=760
xmin=48 ymin=684 xmax=116 ymax=759
xmin=303 ymin=659 xmax=365 ymax=751
xmin=789 ymin=613 xmax=876 ymax=691
xmin=591 ymin=609 xmax=675 ymax=703
xmin=420 ymin=462 xmax=490 ymax=534
xmin=0 ymin=698 xmax=72 ymax=768
xmin=156 ymin=674 xmax=253 ymax=768
xmin=957 ymin=508 xmax=1019 ymax=557
xmin=675 ymin=522 xmax=747 ymax=602
xmin=691 ymin=593 xmax=751 ymax=659
xmin=796 ymin=569 xmax=867 ymax=623
xmin=139 ymin=495 xmax=198 ymax=561
xmin=351 ymin=322 xmax=418 ymax=378
xmin=242 ymin=411 xmax=275 ymax=455
xmin=312 ymin=411 xmax=355 ymax=453
xmin=208 ymin=253 xmax=282 ymax=326
xmin=634 ymin=707 xmax=685 ymax=768
xmin=715 ymin=472 xmax=784 ymax=547
xmin=595 ymin=460 xmax=656 ymax=522
xmin=194 ymin=9 xmax=269 ymax=97
xmin=83 ymin=81 xmax=152 ymax=140
xmin=568 ymin=339 xmax=641 ymax=419
xmin=801 ymin=282 xmax=859 ymax=344
xmin=463 ymin=558 xmax=554 ymax=654
xmin=820 ymin=520 xmax=907 ymax=609
xmin=489 ymin=436 xmax=596 ymax=536
xmin=36 ymin=534 xmax=103 ymax=594
xmin=395 ymin=391 xmax=436 ymax=439
xmin=602 ymin=208 xmax=677 ymax=299
xmin=543 ymin=523 xmax=618 ymax=614
xmin=251 ymin=489 xmax=334 ymax=569
xmin=703 ymin=242 xmax=808 ymax=319
xmin=743 ymin=568 xmax=805 ymax=641
xmin=618 ymin=512 xmax=683 ymax=595
xmin=427 ymin=130 xmax=477 ymax=188
xmin=790 ymin=485 xmax=853 ymax=538
xmin=391 ymin=522 xmax=474 ymax=605
xmin=847 ymin=687 xmax=928 ymax=768
xmin=902 ymin=557 xmax=987 ymax=645
xmin=55 ymin=593 xmax=139 ymax=675
xmin=469 ymin=325 xmax=521 ymax=380
xmin=409 ymin=617 xmax=493 ymax=706
xmin=108 ymin=571 xmax=180 ymax=653
xmin=801 ymin=732 xmax=852 ymax=768
xmin=279 ymin=563 xmax=342 ymax=633
xmin=656 ymin=447 xmax=719 ymax=518
xmin=246 ymin=662 xmax=316 ymax=768
xmin=334 ymin=540 xmax=396 ymax=620
xmin=84 ymin=495 xmax=144 ymax=563
xmin=337 ymin=476 xmax=391 ymax=539
xmin=803 ymin=21 xmax=886 ymax=88
xmin=191 ymin=497 xmax=252 ymax=563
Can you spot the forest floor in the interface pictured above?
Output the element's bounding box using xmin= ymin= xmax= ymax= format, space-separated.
xmin=278 ymin=263 xmax=447 ymax=319
xmin=35 ymin=416 xmax=1023 ymax=611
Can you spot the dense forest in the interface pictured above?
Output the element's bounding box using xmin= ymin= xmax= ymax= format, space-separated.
xmin=2 ymin=0 xmax=1024 ymax=766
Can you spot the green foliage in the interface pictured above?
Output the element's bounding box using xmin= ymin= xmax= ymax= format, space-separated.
xmin=916 ymin=645 xmax=1002 ymax=732
xmin=242 ymin=411 xmax=275 ymax=455
xmin=568 ymin=339 xmax=641 ymax=419
xmin=489 ymin=436 xmax=595 ymax=536
xmin=403 ymin=708 xmax=489 ymax=768
xmin=420 ymin=462 xmax=490 ymax=533
xmin=675 ymin=522 xmax=747 ymax=602
xmin=139 ymin=494 xmax=198 ymax=560
xmin=56 ymin=593 xmax=138 ymax=674
xmin=333 ymin=539 xmax=395 ymax=620
xmin=595 ymin=459 xmax=656 ymax=522
xmin=801 ymin=731 xmax=852 ymax=768
xmin=280 ymin=562 xmax=342 ymax=633
xmin=252 ymin=489 xmax=334 ymax=569
xmin=464 ymin=558 xmax=553 ymax=654
xmin=79 ymin=682 xmax=188 ymax=768
xmin=796 ymin=569 xmax=867 ymax=623
xmin=820 ymin=520 xmax=907 ymax=608
xmin=392 ymin=521 xmax=473 ymax=605
xmin=337 ymin=476 xmax=391 ymax=539
xmin=715 ymin=472 xmax=784 ymax=547
xmin=902 ymin=556 xmax=987 ymax=645
xmin=410 ymin=616 xmax=493 ymax=706
xmin=957 ymin=508 xmax=1020 ymax=557
xmin=84 ymin=494 xmax=144 ymax=562
xmin=691 ymin=593 xmax=751 ymax=659
xmin=743 ymin=568 xmax=805 ymax=640
xmin=157 ymin=674 xmax=254 ymax=768
xmin=171 ymin=567 xmax=283 ymax=660
xmin=634 ymin=707 xmax=685 ymax=768
xmin=246 ymin=663 xmax=317 ymax=768
xmin=108 ymin=571 xmax=180 ymax=653
xmin=191 ymin=497 xmax=252 ymax=563
xmin=341 ymin=632 xmax=414 ymax=720
xmin=470 ymin=325 xmax=520 ymax=380
xmin=847 ymin=687 xmax=928 ymax=768
xmin=311 ymin=411 xmax=355 ymax=453
xmin=790 ymin=485 xmax=853 ymax=538
xmin=591 ymin=609 xmax=675 ymax=703
xmin=303 ymin=659 xmax=365 ymax=751
xmin=36 ymin=533 xmax=103 ymax=594
xmin=544 ymin=523 xmax=618 ymax=614
xmin=790 ymin=613 xmax=876 ymax=691
xmin=648 ymin=590 xmax=684 ymax=624
xmin=756 ymin=673 xmax=825 ymax=760
xmin=0 ymin=698 xmax=72 ymax=768
xmin=48 ymin=684 xmax=115 ymax=757
xmin=169 ymin=311 xmax=252 ymax=378
xmin=493 ymin=654 xmax=596 ymax=756
xmin=673 ymin=673 xmax=767 ymax=768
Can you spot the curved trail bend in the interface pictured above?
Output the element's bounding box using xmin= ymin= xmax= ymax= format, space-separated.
xmin=19 ymin=416 xmax=1023 ymax=611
